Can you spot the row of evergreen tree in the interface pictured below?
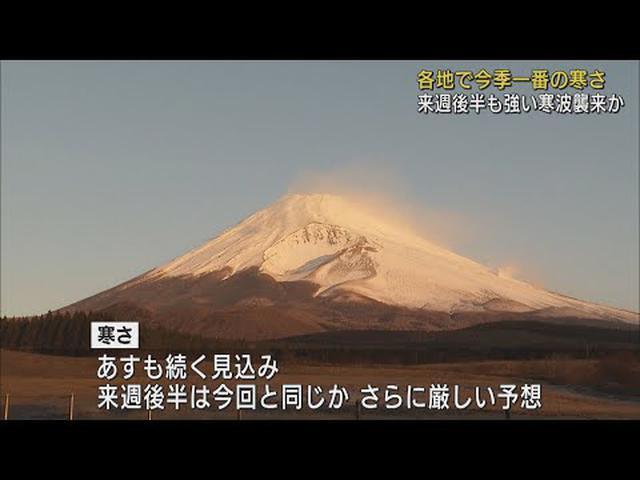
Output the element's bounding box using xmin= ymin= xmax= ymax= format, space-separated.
xmin=0 ymin=310 xmax=238 ymax=356
xmin=5 ymin=311 xmax=627 ymax=364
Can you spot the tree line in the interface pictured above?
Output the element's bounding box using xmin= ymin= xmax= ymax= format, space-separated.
xmin=4 ymin=310 xmax=635 ymax=364
xmin=0 ymin=310 xmax=234 ymax=356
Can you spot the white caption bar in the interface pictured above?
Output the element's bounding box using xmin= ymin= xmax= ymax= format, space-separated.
xmin=91 ymin=322 xmax=139 ymax=349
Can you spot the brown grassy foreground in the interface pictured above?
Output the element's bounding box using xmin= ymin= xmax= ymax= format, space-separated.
xmin=1 ymin=349 xmax=639 ymax=420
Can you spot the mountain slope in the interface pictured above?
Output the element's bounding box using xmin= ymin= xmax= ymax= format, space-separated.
xmin=64 ymin=193 xmax=638 ymax=339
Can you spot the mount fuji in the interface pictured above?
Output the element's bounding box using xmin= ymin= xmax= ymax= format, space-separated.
xmin=64 ymin=193 xmax=638 ymax=340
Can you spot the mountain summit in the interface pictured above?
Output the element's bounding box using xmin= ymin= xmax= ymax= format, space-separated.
xmin=65 ymin=193 xmax=638 ymax=339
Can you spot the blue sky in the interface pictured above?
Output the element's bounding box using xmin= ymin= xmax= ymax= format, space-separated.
xmin=1 ymin=60 xmax=638 ymax=316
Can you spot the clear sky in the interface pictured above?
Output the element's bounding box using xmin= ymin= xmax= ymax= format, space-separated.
xmin=1 ymin=60 xmax=638 ymax=316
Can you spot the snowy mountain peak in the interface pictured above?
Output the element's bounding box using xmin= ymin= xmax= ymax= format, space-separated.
xmin=142 ymin=193 xmax=638 ymax=323
xmin=149 ymin=192 xmax=431 ymax=278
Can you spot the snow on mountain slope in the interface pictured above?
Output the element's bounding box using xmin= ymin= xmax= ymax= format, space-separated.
xmin=141 ymin=193 xmax=638 ymax=323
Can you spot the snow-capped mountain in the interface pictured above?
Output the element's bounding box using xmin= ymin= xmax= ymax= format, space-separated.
xmin=65 ymin=193 xmax=638 ymax=339
xmin=146 ymin=194 xmax=636 ymax=319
